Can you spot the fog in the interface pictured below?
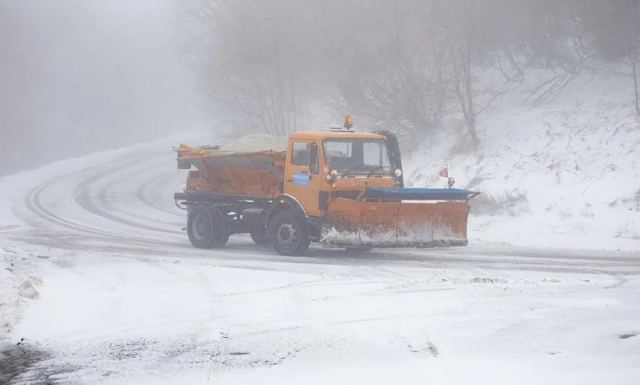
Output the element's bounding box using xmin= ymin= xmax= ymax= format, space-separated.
xmin=0 ymin=0 xmax=204 ymax=175
xmin=199 ymin=0 xmax=639 ymax=147
xmin=2 ymin=0 xmax=639 ymax=176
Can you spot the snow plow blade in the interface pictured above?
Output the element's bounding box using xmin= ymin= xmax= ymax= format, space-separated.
xmin=322 ymin=188 xmax=478 ymax=248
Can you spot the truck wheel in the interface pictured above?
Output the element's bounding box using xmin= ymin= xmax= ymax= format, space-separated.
xmin=250 ymin=229 xmax=269 ymax=245
xmin=268 ymin=210 xmax=310 ymax=256
xmin=187 ymin=206 xmax=229 ymax=249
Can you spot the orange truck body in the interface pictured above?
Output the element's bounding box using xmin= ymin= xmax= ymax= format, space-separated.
xmin=175 ymin=129 xmax=478 ymax=255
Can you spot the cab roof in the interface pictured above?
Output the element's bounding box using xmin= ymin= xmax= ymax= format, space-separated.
xmin=288 ymin=129 xmax=386 ymax=141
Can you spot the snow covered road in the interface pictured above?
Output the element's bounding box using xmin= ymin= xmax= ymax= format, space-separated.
xmin=1 ymin=139 xmax=639 ymax=385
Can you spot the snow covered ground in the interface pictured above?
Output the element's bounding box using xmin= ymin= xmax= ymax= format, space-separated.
xmin=1 ymin=130 xmax=639 ymax=385
xmin=405 ymin=68 xmax=640 ymax=251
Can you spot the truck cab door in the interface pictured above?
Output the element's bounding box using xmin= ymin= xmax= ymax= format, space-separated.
xmin=284 ymin=140 xmax=322 ymax=217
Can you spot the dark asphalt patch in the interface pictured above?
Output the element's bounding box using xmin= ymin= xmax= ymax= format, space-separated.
xmin=0 ymin=343 xmax=47 ymax=385
xmin=0 ymin=343 xmax=80 ymax=385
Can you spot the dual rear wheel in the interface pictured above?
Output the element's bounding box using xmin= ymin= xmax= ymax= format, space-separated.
xmin=187 ymin=206 xmax=229 ymax=249
xmin=187 ymin=206 xmax=310 ymax=255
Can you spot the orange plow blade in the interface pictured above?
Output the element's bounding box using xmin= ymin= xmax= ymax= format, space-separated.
xmin=396 ymin=201 xmax=470 ymax=246
xmin=322 ymin=197 xmax=472 ymax=248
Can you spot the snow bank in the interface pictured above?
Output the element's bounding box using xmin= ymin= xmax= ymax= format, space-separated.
xmin=404 ymin=66 xmax=640 ymax=251
xmin=0 ymin=243 xmax=49 ymax=347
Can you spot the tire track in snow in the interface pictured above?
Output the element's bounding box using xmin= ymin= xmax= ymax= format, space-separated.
xmin=97 ymin=170 xmax=183 ymax=228
xmin=72 ymin=154 xmax=182 ymax=235
xmin=135 ymin=169 xmax=185 ymax=218
xmin=21 ymin=152 xmax=186 ymax=249
xmin=88 ymin=151 xmax=184 ymax=227
xmin=25 ymin=173 xmax=123 ymax=240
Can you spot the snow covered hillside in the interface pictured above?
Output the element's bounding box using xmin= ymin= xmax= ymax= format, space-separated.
xmin=405 ymin=68 xmax=640 ymax=251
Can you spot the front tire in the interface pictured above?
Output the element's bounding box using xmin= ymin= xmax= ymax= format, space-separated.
xmin=268 ymin=210 xmax=310 ymax=256
xmin=187 ymin=206 xmax=229 ymax=249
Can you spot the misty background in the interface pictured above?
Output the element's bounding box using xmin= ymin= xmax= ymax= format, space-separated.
xmin=0 ymin=0 xmax=204 ymax=175
xmin=200 ymin=0 xmax=639 ymax=142
xmin=1 ymin=0 xmax=639 ymax=176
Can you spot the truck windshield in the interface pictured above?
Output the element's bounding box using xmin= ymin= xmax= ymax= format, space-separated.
xmin=323 ymin=139 xmax=392 ymax=175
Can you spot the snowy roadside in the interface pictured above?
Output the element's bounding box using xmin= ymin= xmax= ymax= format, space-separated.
xmin=0 ymin=245 xmax=37 ymax=343
xmin=0 ymin=133 xmax=208 ymax=371
xmin=1 ymin=239 xmax=639 ymax=385
xmin=0 ymin=241 xmax=54 ymax=384
xmin=405 ymin=69 xmax=640 ymax=252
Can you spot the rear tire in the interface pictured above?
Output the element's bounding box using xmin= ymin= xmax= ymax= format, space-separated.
xmin=187 ymin=206 xmax=229 ymax=249
xmin=268 ymin=210 xmax=310 ymax=256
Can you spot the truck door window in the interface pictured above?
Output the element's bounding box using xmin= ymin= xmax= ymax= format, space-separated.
xmin=292 ymin=141 xmax=309 ymax=166
xmin=309 ymin=142 xmax=319 ymax=174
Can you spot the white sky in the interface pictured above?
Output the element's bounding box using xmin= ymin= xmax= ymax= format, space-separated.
xmin=0 ymin=0 xmax=206 ymax=173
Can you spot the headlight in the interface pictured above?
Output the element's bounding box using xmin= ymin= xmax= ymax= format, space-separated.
xmin=394 ymin=169 xmax=402 ymax=177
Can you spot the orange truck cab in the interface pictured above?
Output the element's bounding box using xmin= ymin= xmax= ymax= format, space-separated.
xmin=175 ymin=127 xmax=479 ymax=256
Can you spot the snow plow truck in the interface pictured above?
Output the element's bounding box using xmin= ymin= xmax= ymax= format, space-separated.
xmin=174 ymin=125 xmax=479 ymax=256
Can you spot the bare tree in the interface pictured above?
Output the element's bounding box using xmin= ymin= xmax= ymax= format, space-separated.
xmin=580 ymin=0 xmax=640 ymax=116
xmin=200 ymin=0 xmax=322 ymax=135
xmin=450 ymin=44 xmax=479 ymax=148
xmin=196 ymin=0 xmax=640 ymax=144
